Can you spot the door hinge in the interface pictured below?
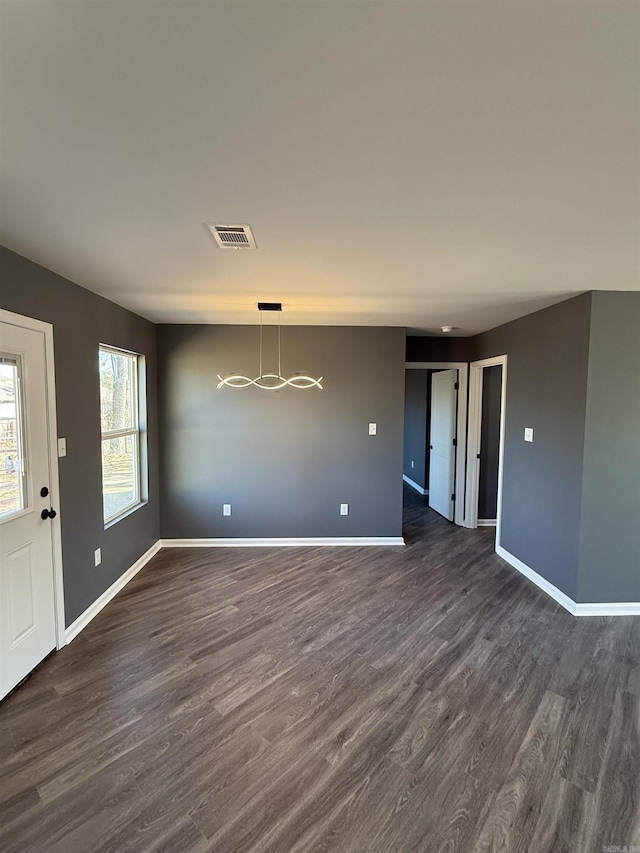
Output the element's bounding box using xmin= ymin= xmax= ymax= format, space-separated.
xmin=451 ymin=493 xmax=456 ymax=502
xmin=454 ymin=382 xmax=459 ymax=390
xmin=452 ymin=438 xmax=457 ymax=447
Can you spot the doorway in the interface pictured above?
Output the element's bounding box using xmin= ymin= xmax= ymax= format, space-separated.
xmin=403 ymin=362 xmax=468 ymax=526
xmin=465 ymin=356 xmax=507 ymax=537
xmin=0 ymin=310 xmax=64 ymax=700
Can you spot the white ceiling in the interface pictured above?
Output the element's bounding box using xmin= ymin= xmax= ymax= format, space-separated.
xmin=1 ymin=1 xmax=638 ymax=334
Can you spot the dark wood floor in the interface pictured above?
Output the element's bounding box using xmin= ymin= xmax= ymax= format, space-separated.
xmin=1 ymin=487 xmax=639 ymax=852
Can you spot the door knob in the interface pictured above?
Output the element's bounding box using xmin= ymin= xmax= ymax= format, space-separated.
xmin=40 ymin=486 xmax=49 ymax=498
xmin=41 ymin=508 xmax=57 ymax=520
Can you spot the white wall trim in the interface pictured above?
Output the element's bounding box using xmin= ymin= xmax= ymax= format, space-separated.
xmin=496 ymin=545 xmax=577 ymax=614
xmin=465 ymin=355 xmax=507 ymax=534
xmin=574 ymin=602 xmax=640 ymax=616
xmin=65 ymin=540 xmax=161 ymax=644
xmin=497 ymin=545 xmax=640 ymax=616
xmin=405 ymin=361 xmax=468 ymax=526
xmin=403 ymin=475 xmax=428 ymax=496
xmin=64 ymin=535 xmax=402 ymax=644
xmin=0 ymin=308 xmax=67 ymax=649
xmin=59 ymin=535 xmax=640 ymax=645
xmin=160 ymin=537 xmax=405 ymax=548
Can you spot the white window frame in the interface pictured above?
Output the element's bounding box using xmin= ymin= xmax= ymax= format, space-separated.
xmin=99 ymin=345 xmax=142 ymax=525
xmin=0 ymin=351 xmax=28 ymax=522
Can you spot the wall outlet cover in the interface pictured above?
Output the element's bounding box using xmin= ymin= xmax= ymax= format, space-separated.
xmin=368 ymin=423 xmax=377 ymax=435
xmin=340 ymin=503 xmax=349 ymax=515
xmin=223 ymin=504 xmax=232 ymax=516
xmin=94 ymin=548 xmax=101 ymax=567
xmin=58 ymin=437 xmax=67 ymax=457
xmin=524 ymin=427 xmax=534 ymax=442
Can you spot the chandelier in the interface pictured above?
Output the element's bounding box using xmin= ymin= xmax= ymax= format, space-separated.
xmin=217 ymin=303 xmax=323 ymax=391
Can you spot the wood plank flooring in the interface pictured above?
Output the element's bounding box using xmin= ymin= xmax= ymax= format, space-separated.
xmin=1 ymin=486 xmax=639 ymax=852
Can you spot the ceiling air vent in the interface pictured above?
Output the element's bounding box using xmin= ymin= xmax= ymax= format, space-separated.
xmin=207 ymin=223 xmax=257 ymax=249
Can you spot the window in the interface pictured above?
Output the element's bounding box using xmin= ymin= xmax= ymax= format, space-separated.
xmin=99 ymin=345 xmax=144 ymax=524
xmin=0 ymin=353 xmax=27 ymax=520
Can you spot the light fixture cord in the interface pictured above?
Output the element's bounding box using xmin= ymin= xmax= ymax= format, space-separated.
xmin=259 ymin=310 xmax=263 ymax=376
xmin=278 ymin=311 xmax=281 ymax=376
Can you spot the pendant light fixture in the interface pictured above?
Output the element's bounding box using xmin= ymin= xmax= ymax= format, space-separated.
xmin=217 ymin=303 xmax=323 ymax=390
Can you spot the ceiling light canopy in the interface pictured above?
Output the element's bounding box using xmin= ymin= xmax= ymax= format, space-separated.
xmin=217 ymin=303 xmax=323 ymax=391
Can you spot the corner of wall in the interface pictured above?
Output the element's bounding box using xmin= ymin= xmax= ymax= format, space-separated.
xmin=577 ymin=291 xmax=640 ymax=604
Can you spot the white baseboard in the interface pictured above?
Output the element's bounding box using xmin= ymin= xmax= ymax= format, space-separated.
xmin=573 ymin=602 xmax=640 ymax=616
xmin=65 ymin=540 xmax=162 ymax=644
xmin=495 ymin=545 xmax=640 ymax=617
xmin=478 ymin=519 xmax=496 ymax=527
xmin=403 ymin=475 xmax=428 ymax=496
xmin=62 ymin=538 xmax=638 ymax=647
xmin=63 ymin=535 xmax=403 ymax=644
xmin=160 ymin=537 xmax=405 ymax=548
xmin=496 ymin=545 xmax=577 ymax=615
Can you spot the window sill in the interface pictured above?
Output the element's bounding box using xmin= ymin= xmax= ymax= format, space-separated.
xmin=104 ymin=500 xmax=146 ymax=530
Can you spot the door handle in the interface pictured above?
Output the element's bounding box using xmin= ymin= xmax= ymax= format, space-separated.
xmin=40 ymin=486 xmax=50 ymax=498
xmin=41 ymin=508 xmax=57 ymax=520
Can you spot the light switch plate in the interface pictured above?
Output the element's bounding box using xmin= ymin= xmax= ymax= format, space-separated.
xmin=368 ymin=423 xmax=377 ymax=435
xmin=94 ymin=548 xmax=101 ymax=567
xmin=340 ymin=503 xmax=349 ymax=516
xmin=223 ymin=504 xmax=232 ymax=516
xmin=58 ymin=437 xmax=67 ymax=457
xmin=524 ymin=427 xmax=534 ymax=442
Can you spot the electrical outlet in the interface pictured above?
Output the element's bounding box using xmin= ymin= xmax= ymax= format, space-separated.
xmin=223 ymin=504 xmax=232 ymax=516
xmin=340 ymin=503 xmax=349 ymax=516
xmin=58 ymin=437 xmax=67 ymax=457
xmin=368 ymin=423 xmax=377 ymax=435
xmin=94 ymin=548 xmax=101 ymax=567
xmin=524 ymin=427 xmax=534 ymax=443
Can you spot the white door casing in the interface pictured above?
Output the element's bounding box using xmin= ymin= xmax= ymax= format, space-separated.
xmin=405 ymin=363 xmax=468 ymax=526
xmin=428 ymin=369 xmax=458 ymax=521
xmin=465 ymin=355 xmax=508 ymax=539
xmin=0 ymin=313 xmax=63 ymax=699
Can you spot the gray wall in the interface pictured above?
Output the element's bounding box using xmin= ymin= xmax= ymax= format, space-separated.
xmin=403 ymin=370 xmax=429 ymax=489
xmin=158 ymin=325 xmax=405 ymax=538
xmin=478 ymin=364 xmax=502 ymax=520
xmin=470 ymin=295 xmax=592 ymax=601
xmin=408 ymin=294 xmax=592 ymax=600
xmin=578 ymin=292 xmax=640 ymax=603
xmin=2 ymin=246 xmax=634 ymax=616
xmin=0 ymin=246 xmax=160 ymax=625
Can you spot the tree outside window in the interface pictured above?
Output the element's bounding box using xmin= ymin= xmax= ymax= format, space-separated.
xmin=99 ymin=346 xmax=143 ymax=523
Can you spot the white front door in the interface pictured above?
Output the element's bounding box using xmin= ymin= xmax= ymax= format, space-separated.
xmin=428 ymin=369 xmax=457 ymax=521
xmin=0 ymin=321 xmax=57 ymax=699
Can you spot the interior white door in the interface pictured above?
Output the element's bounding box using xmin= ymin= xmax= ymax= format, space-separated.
xmin=0 ymin=321 xmax=57 ymax=699
xmin=428 ymin=369 xmax=458 ymax=521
